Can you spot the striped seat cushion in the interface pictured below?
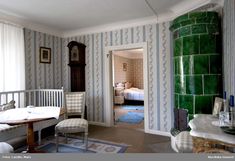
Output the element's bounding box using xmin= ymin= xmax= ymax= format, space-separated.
xmin=0 ymin=124 xmax=26 ymax=132
xmin=0 ymin=142 xmax=13 ymax=153
xmin=55 ymin=118 xmax=88 ymax=133
xmin=175 ymin=131 xmax=193 ymax=153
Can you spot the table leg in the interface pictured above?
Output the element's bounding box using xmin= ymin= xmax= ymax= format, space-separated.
xmin=27 ymin=122 xmax=35 ymax=153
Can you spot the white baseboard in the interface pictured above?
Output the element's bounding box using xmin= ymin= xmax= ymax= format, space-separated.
xmin=88 ymin=121 xmax=107 ymax=127
xmin=88 ymin=121 xmax=171 ymax=137
xmin=145 ymin=128 xmax=171 ymax=137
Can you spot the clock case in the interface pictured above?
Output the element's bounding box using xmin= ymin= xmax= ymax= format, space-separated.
xmin=67 ymin=41 xmax=86 ymax=92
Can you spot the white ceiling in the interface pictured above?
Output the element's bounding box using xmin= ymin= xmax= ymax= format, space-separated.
xmin=114 ymin=49 xmax=143 ymax=59
xmin=0 ymin=0 xmax=221 ymax=36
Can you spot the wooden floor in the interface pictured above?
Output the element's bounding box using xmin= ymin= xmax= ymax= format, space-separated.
xmin=8 ymin=124 xmax=175 ymax=153
xmin=88 ymin=125 xmax=175 ymax=153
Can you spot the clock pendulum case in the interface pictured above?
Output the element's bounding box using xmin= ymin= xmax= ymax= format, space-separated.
xmin=67 ymin=41 xmax=86 ymax=92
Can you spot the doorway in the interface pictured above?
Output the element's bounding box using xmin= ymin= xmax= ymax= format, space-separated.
xmin=112 ymin=49 xmax=144 ymax=130
xmin=104 ymin=43 xmax=149 ymax=132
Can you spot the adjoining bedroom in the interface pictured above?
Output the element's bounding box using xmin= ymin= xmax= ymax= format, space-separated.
xmin=112 ymin=49 xmax=144 ymax=130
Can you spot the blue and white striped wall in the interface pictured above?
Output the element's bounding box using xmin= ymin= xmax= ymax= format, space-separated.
xmin=24 ymin=22 xmax=173 ymax=133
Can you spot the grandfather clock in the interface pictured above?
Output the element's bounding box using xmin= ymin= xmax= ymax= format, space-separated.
xmin=67 ymin=41 xmax=86 ymax=92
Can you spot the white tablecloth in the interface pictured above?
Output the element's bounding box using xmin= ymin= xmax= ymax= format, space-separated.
xmin=189 ymin=114 xmax=235 ymax=145
xmin=0 ymin=106 xmax=61 ymax=122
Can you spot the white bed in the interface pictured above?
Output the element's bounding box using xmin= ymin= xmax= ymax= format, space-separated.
xmin=123 ymin=88 xmax=144 ymax=101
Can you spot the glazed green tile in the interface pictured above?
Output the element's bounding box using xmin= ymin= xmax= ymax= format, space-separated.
xmin=174 ymin=38 xmax=182 ymax=56
xmin=194 ymin=55 xmax=209 ymax=74
xmin=189 ymin=12 xmax=206 ymax=18
xmin=179 ymin=95 xmax=194 ymax=114
xmin=196 ymin=17 xmax=211 ymax=24
xmin=175 ymin=94 xmax=179 ymax=108
xmin=173 ymin=30 xmax=179 ymax=39
xmin=211 ymin=17 xmax=219 ymax=24
xmin=180 ymin=19 xmax=195 ymax=27
xmin=200 ymin=34 xmax=216 ymax=54
xmin=207 ymin=24 xmax=219 ymax=34
xmin=195 ymin=96 xmax=213 ymax=114
xmin=207 ymin=12 xmax=218 ymax=19
xmin=192 ymin=24 xmax=207 ymax=34
xmin=183 ymin=35 xmax=199 ymax=55
xmin=204 ymin=75 xmax=222 ymax=94
xmin=174 ymin=57 xmax=180 ymax=75
xmin=173 ymin=14 xmax=189 ymax=24
xmin=186 ymin=76 xmax=203 ymax=95
xmin=179 ymin=26 xmax=191 ymax=37
xmin=215 ymin=35 xmax=222 ymax=53
xmin=181 ymin=56 xmax=192 ymax=75
xmin=188 ymin=114 xmax=194 ymax=120
xmin=210 ymin=55 xmax=222 ymax=74
xmin=174 ymin=75 xmax=185 ymax=94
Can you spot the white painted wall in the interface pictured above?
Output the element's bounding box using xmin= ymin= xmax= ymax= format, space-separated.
xmin=223 ymin=0 xmax=235 ymax=97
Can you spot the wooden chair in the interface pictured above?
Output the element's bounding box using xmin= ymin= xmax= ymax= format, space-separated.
xmin=55 ymin=92 xmax=88 ymax=152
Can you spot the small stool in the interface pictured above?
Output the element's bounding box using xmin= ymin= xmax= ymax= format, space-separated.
xmin=173 ymin=131 xmax=193 ymax=153
xmin=0 ymin=142 xmax=14 ymax=153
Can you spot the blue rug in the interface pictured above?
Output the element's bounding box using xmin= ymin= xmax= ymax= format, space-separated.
xmin=121 ymin=105 xmax=144 ymax=110
xmin=117 ymin=112 xmax=144 ymax=124
xmin=15 ymin=136 xmax=127 ymax=153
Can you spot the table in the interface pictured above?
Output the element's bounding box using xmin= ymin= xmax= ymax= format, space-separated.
xmin=188 ymin=114 xmax=235 ymax=153
xmin=0 ymin=108 xmax=65 ymax=153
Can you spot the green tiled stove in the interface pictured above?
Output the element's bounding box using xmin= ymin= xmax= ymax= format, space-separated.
xmin=170 ymin=12 xmax=222 ymax=120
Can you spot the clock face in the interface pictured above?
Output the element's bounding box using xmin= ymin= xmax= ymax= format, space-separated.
xmin=71 ymin=46 xmax=79 ymax=61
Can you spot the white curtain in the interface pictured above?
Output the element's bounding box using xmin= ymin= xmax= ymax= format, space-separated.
xmin=0 ymin=23 xmax=25 ymax=92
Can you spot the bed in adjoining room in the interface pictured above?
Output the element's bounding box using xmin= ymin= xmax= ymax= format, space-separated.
xmin=114 ymin=82 xmax=144 ymax=105
xmin=123 ymin=87 xmax=144 ymax=101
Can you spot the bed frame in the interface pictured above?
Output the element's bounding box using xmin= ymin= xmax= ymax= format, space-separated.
xmin=0 ymin=88 xmax=64 ymax=144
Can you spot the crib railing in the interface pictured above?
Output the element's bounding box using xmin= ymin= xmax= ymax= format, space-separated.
xmin=0 ymin=88 xmax=64 ymax=108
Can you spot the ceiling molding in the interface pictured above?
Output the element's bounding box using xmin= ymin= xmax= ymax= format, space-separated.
xmin=170 ymin=0 xmax=224 ymax=18
xmin=62 ymin=15 xmax=172 ymax=38
xmin=0 ymin=11 xmax=63 ymax=37
xmin=0 ymin=0 xmax=224 ymax=38
xmin=62 ymin=0 xmax=223 ymax=38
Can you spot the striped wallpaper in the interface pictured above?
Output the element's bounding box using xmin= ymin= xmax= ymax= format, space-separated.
xmin=24 ymin=29 xmax=64 ymax=90
xmin=223 ymin=0 xmax=235 ymax=97
xmin=24 ymin=22 xmax=173 ymax=132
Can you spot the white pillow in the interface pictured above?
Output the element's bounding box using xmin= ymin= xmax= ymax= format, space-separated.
xmin=0 ymin=100 xmax=15 ymax=112
xmin=116 ymin=82 xmax=124 ymax=88
xmin=125 ymin=82 xmax=132 ymax=89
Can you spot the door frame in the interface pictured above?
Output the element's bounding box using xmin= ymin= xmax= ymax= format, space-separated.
xmin=104 ymin=42 xmax=149 ymax=132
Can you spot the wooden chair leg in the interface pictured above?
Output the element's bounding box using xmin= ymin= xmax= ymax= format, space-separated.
xmin=55 ymin=133 xmax=59 ymax=152
xmin=65 ymin=133 xmax=68 ymax=144
xmin=82 ymin=133 xmax=85 ymax=143
xmin=85 ymin=132 xmax=88 ymax=151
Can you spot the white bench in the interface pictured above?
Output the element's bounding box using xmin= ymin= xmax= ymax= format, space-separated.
xmin=0 ymin=89 xmax=64 ymax=145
